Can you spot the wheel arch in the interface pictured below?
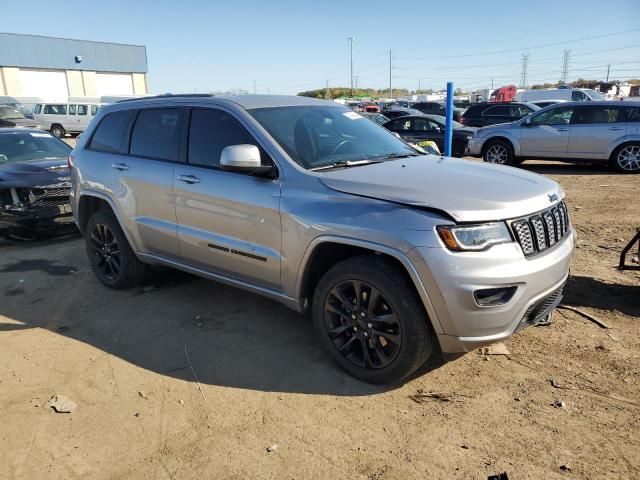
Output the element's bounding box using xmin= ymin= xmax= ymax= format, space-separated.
xmin=295 ymin=236 xmax=444 ymax=335
xmin=76 ymin=191 xmax=141 ymax=253
xmin=606 ymin=136 xmax=640 ymax=160
xmin=481 ymin=135 xmax=519 ymax=157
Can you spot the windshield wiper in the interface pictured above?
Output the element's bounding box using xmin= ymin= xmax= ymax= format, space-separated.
xmin=311 ymin=159 xmax=384 ymax=171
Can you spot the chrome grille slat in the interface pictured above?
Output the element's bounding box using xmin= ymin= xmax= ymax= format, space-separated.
xmin=511 ymin=201 xmax=571 ymax=257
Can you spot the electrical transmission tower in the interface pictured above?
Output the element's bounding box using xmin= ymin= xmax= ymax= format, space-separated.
xmin=519 ymin=53 xmax=530 ymax=90
xmin=561 ymin=49 xmax=571 ymax=84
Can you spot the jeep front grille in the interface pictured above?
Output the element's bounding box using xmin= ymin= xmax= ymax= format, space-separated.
xmin=29 ymin=186 xmax=71 ymax=208
xmin=511 ymin=201 xmax=570 ymax=256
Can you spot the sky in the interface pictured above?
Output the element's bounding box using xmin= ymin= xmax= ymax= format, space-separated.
xmin=2 ymin=0 xmax=640 ymax=95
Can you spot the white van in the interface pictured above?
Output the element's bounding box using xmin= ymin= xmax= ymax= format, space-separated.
xmin=516 ymin=88 xmax=605 ymax=103
xmin=32 ymin=102 xmax=101 ymax=137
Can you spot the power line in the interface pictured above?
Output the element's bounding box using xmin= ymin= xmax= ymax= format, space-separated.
xmin=396 ymin=27 xmax=640 ymax=61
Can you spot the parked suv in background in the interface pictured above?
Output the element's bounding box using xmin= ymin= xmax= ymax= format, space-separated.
xmin=412 ymin=101 xmax=465 ymax=121
xmin=70 ymin=94 xmax=574 ymax=384
xmin=460 ymin=102 xmax=539 ymax=127
xmin=467 ymin=101 xmax=640 ymax=173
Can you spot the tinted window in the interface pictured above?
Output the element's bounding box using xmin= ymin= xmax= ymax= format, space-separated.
xmin=482 ymin=105 xmax=511 ymax=116
xmin=69 ymin=105 xmax=76 ymax=115
xmin=571 ymin=91 xmax=588 ymax=101
xmin=91 ymin=105 xmax=99 ymax=116
xmin=33 ymin=104 xmax=42 ymax=114
xmin=88 ymin=110 xmax=133 ymax=153
xmin=130 ymin=109 xmax=182 ymax=161
xmin=511 ymin=105 xmax=533 ymax=117
xmin=388 ymin=119 xmax=411 ymax=131
xmin=188 ymin=109 xmax=259 ymax=168
xmin=411 ymin=118 xmax=440 ymax=131
xmin=44 ymin=104 xmax=67 ymax=115
xmin=628 ymin=108 xmax=640 ymax=122
xmin=77 ymin=105 xmax=88 ymax=115
xmin=572 ymin=106 xmax=625 ymax=124
xmin=530 ymin=106 xmax=574 ymax=126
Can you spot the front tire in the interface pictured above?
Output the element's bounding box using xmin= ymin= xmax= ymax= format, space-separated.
xmin=85 ymin=211 xmax=145 ymax=289
xmin=610 ymin=142 xmax=640 ymax=173
xmin=312 ymin=255 xmax=437 ymax=384
xmin=50 ymin=124 xmax=65 ymax=138
xmin=483 ymin=140 xmax=515 ymax=165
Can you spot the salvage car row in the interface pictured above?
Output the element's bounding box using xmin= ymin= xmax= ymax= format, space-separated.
xmin=359 ymin=100 xmax=640 ymax=171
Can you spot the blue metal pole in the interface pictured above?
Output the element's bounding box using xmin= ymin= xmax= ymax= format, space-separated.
xmin=444 ymin=81 xmax=454 ymax=157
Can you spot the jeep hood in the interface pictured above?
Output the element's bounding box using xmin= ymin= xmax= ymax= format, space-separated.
xmin=318 ymin=155 xmax=563 ymax=222
xmin=0 ymin=158 xmax=70 ymax=188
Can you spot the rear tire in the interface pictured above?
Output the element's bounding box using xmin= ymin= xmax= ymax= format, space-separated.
xmin=483 ymin=139 xmax=515 ymax=165
xmin=610 ymin=142 xmax=640 ymax=173
xmin=312 ymin=255 xmax=437 ymax=384
xmin=50 ymin=124 xmax=65 ymax=138
xmin=85 ymin=211 xmax=145 ymax=289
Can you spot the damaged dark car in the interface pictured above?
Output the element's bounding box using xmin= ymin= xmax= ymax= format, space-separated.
xmin=0 ymin=129 xmax=75 ymax=239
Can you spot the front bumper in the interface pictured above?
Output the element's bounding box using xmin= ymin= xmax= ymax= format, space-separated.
xmin=466 ymin=137 xmax=485 ymax=157
xmin=0 ymin=204 xmax=75 ymax=233
xmin=408 ymin=230 xmax=575 ymax=353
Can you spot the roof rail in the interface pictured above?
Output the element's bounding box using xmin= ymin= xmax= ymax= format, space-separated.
xmin=116 ymin=93 xmax=214 ymax=103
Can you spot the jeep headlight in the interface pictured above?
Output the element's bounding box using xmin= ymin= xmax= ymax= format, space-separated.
xmin=437 ymin=223 xmax=512 ymax=251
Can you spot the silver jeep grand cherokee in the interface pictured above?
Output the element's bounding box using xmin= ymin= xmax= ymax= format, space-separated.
xmin=70 ymin=94 xmax=574 ymax=384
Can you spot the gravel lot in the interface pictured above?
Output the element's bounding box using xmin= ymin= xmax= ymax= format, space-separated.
xmin=1 ymin=159 xmax=638 ymax=479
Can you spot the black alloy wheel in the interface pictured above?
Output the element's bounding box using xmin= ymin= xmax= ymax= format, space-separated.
xmin=89 ymin=222 xmax=122 ymax=281
xmin=323 ymin=279 xmax=402 ymax=370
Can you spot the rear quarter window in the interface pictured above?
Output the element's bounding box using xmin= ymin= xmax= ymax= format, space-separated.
xmin=88 ymin=110 xmax=134 ymax=153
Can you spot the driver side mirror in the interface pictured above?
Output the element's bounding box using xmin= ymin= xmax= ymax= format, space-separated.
xmin=523 ymin=118 xmax=532 ymax=127
xmin=220 ymin=144 xmax=275 ymax=177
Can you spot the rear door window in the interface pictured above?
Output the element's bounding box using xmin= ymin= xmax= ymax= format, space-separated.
xmin=69 ymin=105 xmax=77 ymax=115
xmin=511 ymin=105 xmax=533 ymax=118
xmin=482 ymin=105 xmax=511 ymax=116
xmin=130 ymin=109 xmax=183 ymax=161
xmin=572 ymin=106 xmax=625 ymax=124
xmin=33 ymin=104 xmax=42 ymax=114
xmin=91 ymin=105 xmax=99 ymax=116
xmin=627 ymin=108 xmax=640 ymax=122
xmin=77 ymin=105 xmax=88 ymax=115
xmin=88 ymin=110 xmax=134 ymax=153
xmin=188 ymin=108 xmax=260 ymax=168
xmin=571 ymin=91 xmax=588 ymax=101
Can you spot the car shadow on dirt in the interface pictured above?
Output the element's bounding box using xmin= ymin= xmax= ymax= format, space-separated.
xmin=0 ymin=251 xmax=441 ymax=396
xmin=518 ymin=161 xmax=612 ymax=176
xmin=564 ymin=274 xmax=640 ymax=318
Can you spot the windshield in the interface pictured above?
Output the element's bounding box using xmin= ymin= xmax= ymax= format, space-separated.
xmin=584 ymin=89 xmax=605 ymax=100
xmin=0 ymin=106 xmax=26 ymax=120
xmin=249 ymin=106 xmax=417 ymax=170
xmin=0 ymin=132 xmax=71 ymax=164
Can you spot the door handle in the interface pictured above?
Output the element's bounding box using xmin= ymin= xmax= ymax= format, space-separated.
xmin=177 ymin=174 xmax=200 ymax=184
xmin=111 ymin=163 xmax=129 ymax=171
xmin=609 ymin=126 xmax=624 ymax=131
xmin=556 ymin=128 xmax=569 ymax=132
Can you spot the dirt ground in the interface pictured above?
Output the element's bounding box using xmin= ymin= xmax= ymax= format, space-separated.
xmin=0 ymin=160 xmax=638 ymax=480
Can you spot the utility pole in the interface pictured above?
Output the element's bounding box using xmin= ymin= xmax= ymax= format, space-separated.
xmin=354 ymin=75 xmax=359 ymax=89
xmin=561 ymin=49 xmax=571 ymax=85
xmin=519 ymin=53 xmax=530 ymax=90
xmin=606 ymin=64 xmax=611 ymax=82
xmin=491 ymin=77 xmax=494 ymax=90
xmin=325 ymin=79 xmax=330 ymax=99
xmin=389 ymin=50 xmax=393 ymax=99
xmin=347 ymin=37 xmax=355 ymax=97
xmin=418 ymin=79 xmax=421 ymax=93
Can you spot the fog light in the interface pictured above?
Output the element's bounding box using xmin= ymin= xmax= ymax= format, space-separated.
xmin=474 ymin=286 xmax=517 ymax=307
